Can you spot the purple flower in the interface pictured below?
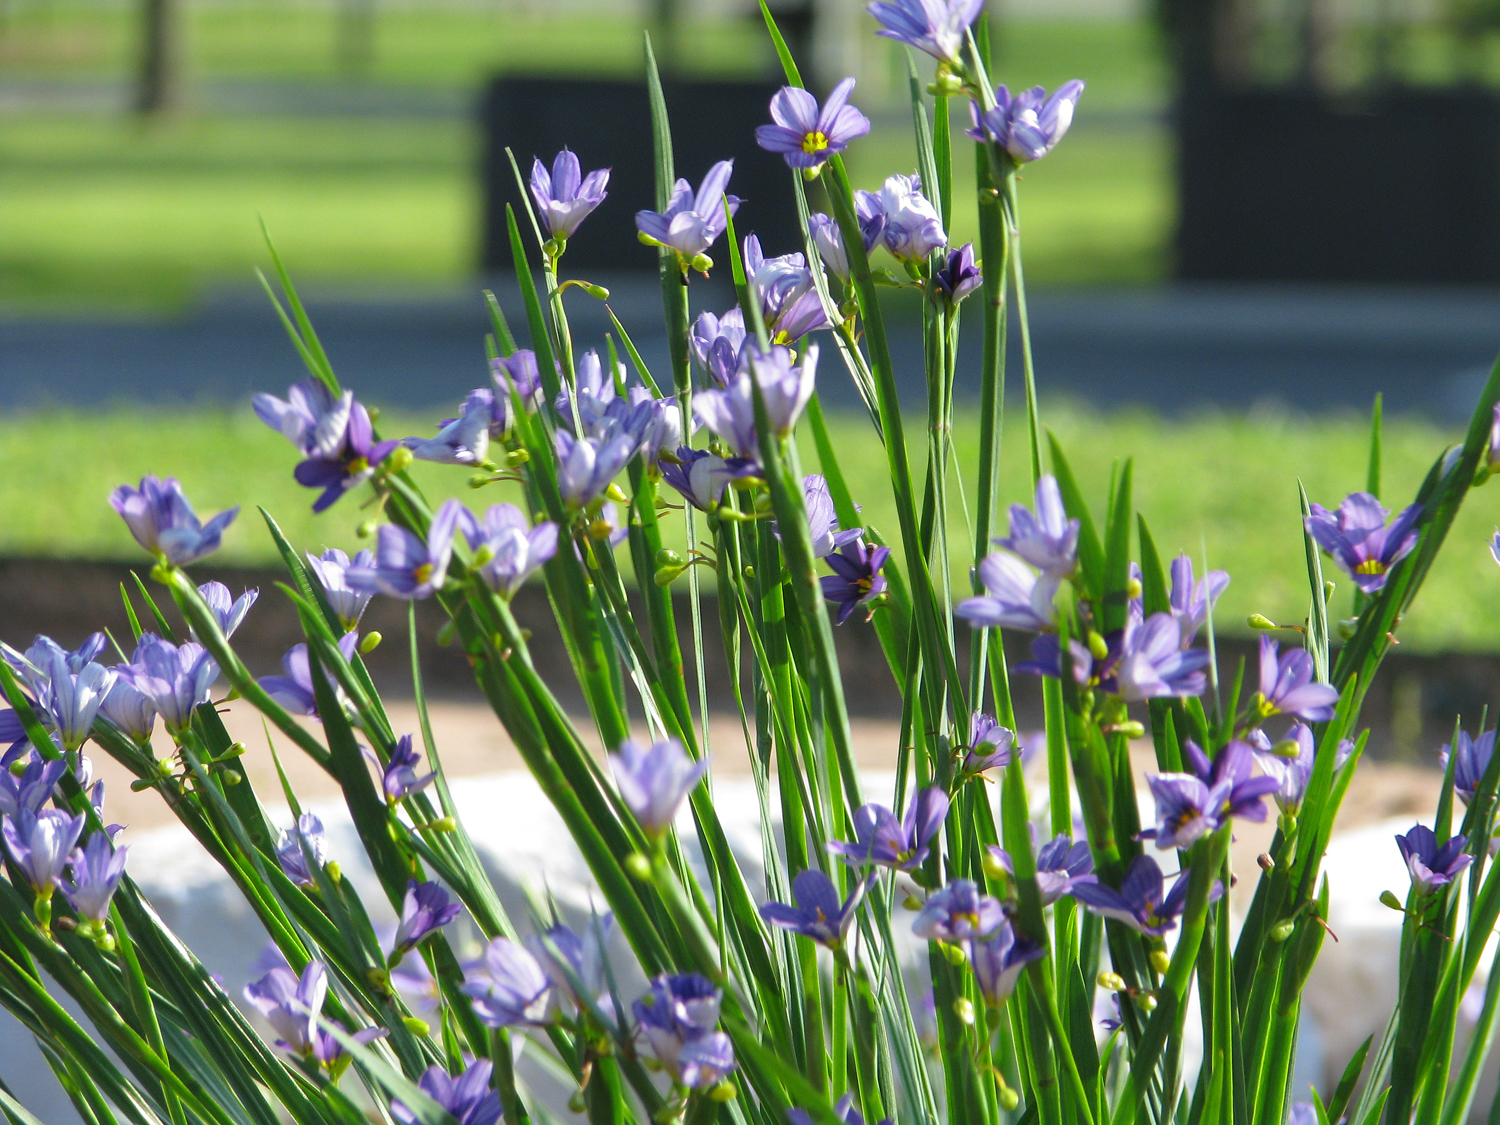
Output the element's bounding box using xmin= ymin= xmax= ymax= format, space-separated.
xmin=956 ymin=552 xmax=1059 ymax=631
xmin=392 ymin=1061 xmax=502 ymax=1125
xmin=802 ymin=474 xmax=863 ymax=559
xmin=554 ymin=349 xmax=627 ymax=435
xmin=244 ymin=961 xmax=384 ymax=1065
xmin=31 ymin=649 xmax=114 ymax=752
xmin=828 ymin=787 xmax=949 ymax=872
xmin=1396 ymin=824 xmax=1473 ymax=895
xmin=635 ymin=160 xmax=741 ymax=266
xmin=636 ymin=392 xmax=685 ymax=473
xmin=913 ymin=879 xmax=1005 ymax=943
xmin=744 ymin=235 xmax=830 ymax=344
xmin=996 ymin=475 xmax=1078 ymax=577
xmin=463 ymin=937 xmax=552 ymax=1027
xmin=1305 ymin=492 xmax=1421 ymax=594
xmin=275 ymin=813 xmax=328 ymax=887
xmin=1168 ymin=556 xmax=1228 ymax=648
xmin=933 ymin=243 xmax=982 ymax=304
xmin=98 ymin=678 xmax=156 ymax=743
xmin=346 ymin=500 xmax=464 ymax=600
xmin=965 ymin=82 xmax=1085 ymax=162
xmin=259 ymin=631 xmax=359 ymax=719
xmin=1143 ymin=739 xmax=1278 ymax=849
xmin=610 ymin=739 xmax=708 ymax=838
xmin=306 ymin=548 xmax=376 ymax=631
xmin=458 ymin=503 xmax=558 ymax=598
xmin=660 ymin=448 xmax=742 ymax=513
xmin=820 ymin=540 xmax=889 ymax=624
xmin=61 ymin=831 xmax=128 ymax=922
xmin=760 ymin=869 xmax=870 ymax=949
xmin=554 ymin=427 xmax=640 ymax=510
xmin=809 ymin=213 xmax=851 ymax=281
xmin=1254 ymin=635 xmax=1339 ymax=722
xmin=693 ymin=343 xmax=818 ymax=460
xmin=197 ymin=581 xmax=258 ymax=640
xmin=405 ymin=389 xmax=493 ymax=466
xmin=1111 ymin=613 xmax=1209 ymax=701
xmin=1252 ymin=723 xmax=1318 ymax=814
xmin=876 ymin=174 xmax=946 ymax=263
xmin=690 ymin=308 xmax=746 ymax=389
xmin=633 ymin=974 xmax=735 ymax=1090
xmin=1071 ymin=854 xmax=1214 ymax=936
xmin=971 ymin=919 xmax=1044 ymax=1005
xmin=1033 ymin=835 xmax=1097 ymax=904
xmin=961 ymin=711 xmax=1014 ymax=775
xmin=117 ymin=635 xmax=218 ymax=735
xmin=392 ymin=880 xmax=461 ymax=959
xmin=530 ymin=149 xmax=609 ymax=241
xmin=491 ymin=350 xmax=544 ymax=408
xmin=255 ymin=381 xmax=398 ymax=513
xmin=867 ymin=0 xmax=983 ymax=63
xmin=381 ymin=734 xmax=435 ymax=802
xmin=1440 ymin=728 xmax=1495 ymax=805
xmin=755 ymin=78 xmax=871 ymax=169
xmin=2 ymin=808 xmax=84 ymax=894
xmin=109 ymin=476 xmax=239 ymax=566
xmin=0 ymin=756 xmax=66 ymax=822
xmin=788 ymin=1095 xmax=889 ymax=1125
xmin=525 ymin=914 xmax=612 ymax=1010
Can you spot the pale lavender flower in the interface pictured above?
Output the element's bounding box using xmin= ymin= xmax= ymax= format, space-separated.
xmin=609 ymin=739 xmax=708 ymax=837
xmin=254 ymin=381 xmax=398 ymax=513
xmin=689 ymin=308 xmax=746 ymax=389
xmin=61 ymin=831 xmax=128 ymax=921
xmin=19 ymin=634 xmax=106 ymax=677
xmin=525 ymin=914 xmax=612 ymax=1010
xmin=1071 ymin=854 xmax=1217 ymax=936
xmin=755 ymin=78 xmax=871 ymax=169
xmin=867 ymin=0 xmax=983 ymax=63
xmin=458 ymin=503 xmax=559 ymax=598
xmin=809 ymin=213 xmax=851 ymax=280
xmin=392 ymin=1061 xmax=502 ymax=1125
xmin=306 ymin=548 xmax=376 ymax=631
xmin=392 ymin=880 xmax=462 ymax=959
xmin=32 ymin=649 xmax=114 ymax=751
xmin=789 ymin=1095 xmax=889 ymax=1125
xmin=463 ymin=937 xmax=552 ymax=1027
xmin=346 ymin=500 xmax=464 ymax=600
xmin=1254 ymin=636 xmax=1339 ymax=722
xmin=117 ymin=635 xmax=217 ymax=736
xmin=744 ymin=234 xmax=830 ymax=344
xmin=0 ymin=757 xmax=66 ymax=822
xmin=554 ymin=428 xmax=641 ymax=510
xmin=1397 ymin=824 xmax=1472 ymax=894
xmin=491 ymin=350 xmax=544 ymax=408
xmin=660 ymin=448 xmax=742 ymax=512
xmin=802 ymin=474 xmax=863 ymax=558
xmin=405 ymin=389 xmax=493 ymax=466
xmin=961 ymin=711 xmax=1015 ymax=775
xmin=965 ymin=82 xmax=1085 ymax=162
xmin=693 ymin=343 xmax=818 ymax=459
xmin=760 ymin=869 xmax=870 ymax=949
xmin=933 ymin=243 xmax=982 ymax=304
xmin=275 ymin=813 xmax=328 ymax=887
xmin=1143 ymin=739 xmax=1277 ymax=850
xmin=955 ymin=552 xmax=1059 ymax=631
xmin=197 ymin=582 xmax=258 ymax=640
xmin=1305 ymin=492 xmax=1421 ymax=594
xmin=1440 ymin=728 xmax=1496 ymax=804
xmin=995 ymin=475 xmax=1078 ymax=576
xmin=821 ymin=541 xmax=889 ymax=624
xmin=877 ymin=174 xmax=946 ymax=262
xmin=635 ymin=160 xmax=741 ymax=265
xmin=381 ymin=735 xmax=435 ymax=802
xmin=3 ymin=808 xmax=84 ymax=893
xmin=1168 ymin=556 xmax=1228 ymax=648
xmin=633 ymin=974 xmax=735 ymax=1090
xmin=244 ymin=961 xmax=384 ymax=1064
xmin=1112 ymin=613 xmax=1209 ymax=701
xmin=109 ymin=476 xmax=239 ymax=566
xmin=828 ymin=787 xmax=949 ymax=871
xmin=971 ymin=919 xmax=1044 ymax=1005
xmin=913 ymin=879 xmax=1005 ymax=942
xmin=259 ymin=631 xmax=359 ymax=719
xmin=530 ymin=149 xmax=609 ymax=240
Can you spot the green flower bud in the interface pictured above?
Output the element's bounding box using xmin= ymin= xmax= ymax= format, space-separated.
xmin=356 ymin=520 xmax=378 ymax=539
xmin=997 ymin=1084 xmax=1020 ymax=1113
xmin=1136 ymin=993 xmax=1157 ymax=1012
xmin=742 ymin=565 xmax=756 ymax=580
xmin=468 ymin=474 xmax=492 ymax=490
xmin=690 ymin=253 xmax=714 ymax=274
xmin=583 ymin=284 xmax=610 ymax=300
xmin=654 ymin=565 xmax=684 ymax=588
xmin=625 ymin=853 xmax=653 ymax=880
xmin=1248 ymin=614 xmax=1277 ymax=630
xmin=1087 ymin=631 xmax=1109 ymax=660
xmin=1125 ymin=576 xmax=1143 ymax=599
xmin=402 ymin=1016 xmax=431 ymax=1036
xmin=1149 ymin=950 xmax=1171 ymax=975
xmin=655 ymin=549 xmax=684 ymax=568
xmin=1268 ymin=920 xmax=1295 ymax=943
xmin=982 ymin=849 xmax=1009 ymax=881
xmin=1278 ymin=813 xmax=1298 ymax=835
xmin=326 ymin=861 xmax=342 ymax=881
xmin=568 ymin=1091 xmax=587 ymax=1114
xmin=505 ymin=448 xmax=530 ymax=467
xmin=1115 ymin=721 xmax=1146 ymax=739
xmin=605 ymin=483 xmax=629 ymax=503
xmin=1271 ymin=739 xmax=1301 ymax=759
xmin=220 ymin=769 xmax=242 ymax=786
xmin=385 ymin=446 xmax=414 ymax=474
xmin=942 ymin=942 xmax=968 ymax=967
xmin=710 ymin=1081 xmax=738 ymax=1103
xmin=1380 ymin=889 xmax=1406 ymax=912
xmin=359 ymin=631 xmax=383 ymax=654
xmin=952 ymin=997 xmax=976 ymax=1026
xmin=1338 ymin=617 xmax=1359 ymax=640
xmin=1097 ymin=972 xmax=1127 ymax=992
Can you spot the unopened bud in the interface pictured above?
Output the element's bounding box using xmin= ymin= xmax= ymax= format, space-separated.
xmin=952 ymin=997 xmax=976 ymax=1025
xmin=471 ymin=544 xmax=495 ymax=566
xmin=1268 ymin=920 xmax=1295 ymax=943
xmin=605 ymin=483 xmax=629 ymax=503
xmin=1248 ymin=614 xmax=1277 ymax=630
xmin=1149 ymin=950 xmax=1170 ymax=975
xmin=997 ymin=1083 xmax=1020 ymax=1112
xmin=942 ymin=942 xmax=968 ymax=967
xmin=8 ymin=761 xmax=24 ymax=777
xmin=360 ymin=631 xmax=383 ymax=654
xmin=1136 ymin=993 xmax=1157 ymax=1012
xmin=690 ymin=253 xmax=714 ymax=274
xmin=468 ymin=474 xmax=491 ymax=490
xmin=367 ymin=406 xmax=381 ymax=424
xmin=1278 ymin=813 xmax=1298 ymax=835
xmin=426 ymin=816 xmax=457 ymax=833
xmin=402 ymin=1016 xmax=430 ymax=1036
xmin=1271 ymin=739 xmax=1301 ymax=759
xmin=1114 ymin=721 xmax=1146 ymax=739
xmin=220 ymin=769 xmax=242 ymax=786
xmin=901 ymin=894 xmax=922 ymax=911
xmin=326 ymin=861 xmax=342 ymax=881
xmin=1087 ymin=631 xmax=1109 ymax=660
xmin=654 ymin=566 xmax=684 ymax=588
xmin=505 ymin=448 xmax=530 ymax=467
xmin=710 ymin=1081 xmax=738 ymax=1103
xmin=385 ymin=447 xmax=414 ymax=474
xmin=1324 ymin=579 xmax=1336 ymax=601
xmin=366 ymin=967 xmax=390 ymax=989
xmin=54 ymin=916 xmax=77 ymax=932
xmin=655 ymin=549 xmax=683 ymax=568
xmin=1097 ymin=972 xmax=1127 ymax=992
xmin=1257 ymin=852 xmax=1275 ymax=872
xmin=356 ymin=520 xmax=379 ymax=539
xmin=1380 ymin=889 xmax=1406 ymax=912
xmin=583 ymin=284 xmax=610 ymax=300
xmin=568 ymin=1091 xmax=587 ymax=1114
xmin=742 ymin=565 xmax=755 ymax=580
xmin=130 ymin=778 xmax=157 ymax=792
xmin=982 ymin=849 xmax=1009 ymax=881
xmin=1125 ymin=576 xmax=1143 ymax=599
xmin=625 ymin=853 xmax=653 ymax=879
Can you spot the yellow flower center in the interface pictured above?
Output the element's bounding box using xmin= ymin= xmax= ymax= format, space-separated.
xmin=413 ymin=563 xmax=434 ymax=584
xmin=802 ymin=131 xmax=830 ymax=154
xmin=1355 ymin=559 xmax=1386 ymax=575
xmin=347 ymin=456 xmax=369 ymax=475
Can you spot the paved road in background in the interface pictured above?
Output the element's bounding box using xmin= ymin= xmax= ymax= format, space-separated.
xmin=3 ymin=279 xmax=1496 ymax=419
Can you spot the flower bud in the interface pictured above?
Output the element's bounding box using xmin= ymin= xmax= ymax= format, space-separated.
xmin=997 ymin=1083 xmax=1020 ymax=1113
xmin=1097 ymin=972 xmax=1127 ymax=992
xmin=568 ymin=1092 xmax=587 ymax=1114
xmin=1149 ymin=950 xmax=1170 ymax=975
xmin=625 ymin=853 xmax=653 ymax=879
xmin=742 ymin=565 xmax=756 ymax=580
xmin=326 ymin=861 xmax=342 ymax=882
xmin=1278 ymin=813 xmax=1298 ymax=836
xmin=1125 ymin=576 xmax=1143 ymax=599
xmin=1268 ymin=920 xmax=1295 ymax=943
xmin=8 ymin=760 xmax=26 ymax=777
xmin=982 ymin=849 xmax=1009 ymax=881
xmin=655 ymin=549 xmax=683 ymax=568
xmin=801 ymin=164 xmax=823 ymax=182
xmin=1271 ymin=739 xmax=1301 ymax=759
xmin=221 ymin=769 xmax=243 ymax=786
xmin=1114 ymin=721 xmax=1146 ymax=739
xmin=1087 ymin=631 xmax=1109 ymax=660
xmin=952 ymin=997 xmax=976 ymax=1025
xmin=942 ymin=942 xmax=968 ymax=967
xmin=471 ymin=544 xmax=495 ymax=566
xmin=1380 ymin=889 xmax=1406 ymax=912
xmin=1248 ymin=614 xmax=1277 ymax=630
xmin=428 ymin=816 xmax=457 ymax=833
xmin=468 ymin=474 xmax=492 ymax=490
xmin=605 ymin=483 xmax=629 ymax=504
xmin=385 ymin=446 xmax=414 ymax=474
xmin=654 ymin=565 xmax=684 ymax=588
xmin=505 ymin=448 xmax=530 ymax=467
xmin=1257 ymin=852 xmax=1275 ymax=872
xmin=359 ymin=631 xmax=383 ymax=654
xmin=356 ymin=520 xmax=379 ymax=539
xmin=1136 ymin=993 xmax=1157 ymax=1012
xmin=1338 ymin=617 xmax=1359 ymax=641
xmin=901 ymin=894 xmax=922 ymax=911
xmin=1324 ymin=580 xmax=1336 ymax=602
xmin=402 ymin=1016 xmax=430 ymax=1036
xmin=583 ymin=284 xmax=610 ymax=300
xmin=710 ymin=1081 xmax=738 ymax=1103
xmin=690 ymin=253 xmax=714 ymax=274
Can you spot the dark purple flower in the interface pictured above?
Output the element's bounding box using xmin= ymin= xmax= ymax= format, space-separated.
xmin=61 ymin=831 xmax=128 ymax=922
xmin=755 ymin=78 xmax=871 ymax=169
xmin=820 ymin=540 xmax=890 ymax=624
xmin=2 ymin=808 xmax=84 ymax=894
xmin=933 ymin=243 xmax=982 ymax=304
xmin=1070 ymin=854 xmax=1217 ymax=936
xmin=867 ymin=0 xmax=983 ymax=63
xmin=463 ymin=937 xmax=552 ymax=1027
xmin=405 ymin=389 xmax=493 ymax=467
xmin=633 ymin=973 xmax=735 ymax=1090
xmin=458 ymin=503 xmax=558 ymax=598
xmin=259 ymin=631 xmax=359 ymax=719
xmin=971 ymin=919 xmax=1044 ymax=1005
xmin=0 ymin=756 xmax=66 ymax=822
xmin=117 ymin=635 xmax=218 ymax=736
xmin=635 ymin=160 xmax=741 ymax=267
xmin=660 ymin=448 xmax=742 ymax=513
xmin=306 ymin=548 xmax=376 ymax=631
xmin=109 ymin=475 xmax=239 ymax=566
xmin=610 ymin=738 xmax=708 ymax=838
xmin=1168 ymin=555 xmax=1228 ymax=648
xmin=1254 ymin=635 xmax=1339 ymax=723
xmin=530 ymin=149 xmax=609 ymax=241
xmin=275 ymin=812 xmax=328 ymax=887
xmin=828 ymin=787 xmax=949 ymax=872
xmin=913 ymin=879 xmax=1005 ymax=943
xmin=956 ymin=551 xmax=1059 ymax=631
xmin=788 ymin=1095 xmax=889 ymax=1125
xmin=1305 ymin=492 xmax=1421 ymax=595
xmin=197 ymin=581 xmax=258 ymax=640
xmin=392 ymin=1060 xmax=502 ymax=1125
xmin=760 ymin=868 xmax=870 ymax=949
xmin=1440 ymin=728 xmax=1495 ymax=805
xmin=876 ymin=174 xmax=946 ymax=263
xmin=995 ymin=474 xmax=1078 ymax=576
xmin=689 ymin=308 xmax=746 ymax=389
xmin=1142 ymin=739 xmax=1278 ymax=849
xmin=381 ymin=735 xmax=435 ymax=802
xmin=965 ymin=82 xmax=1085 ymax=162
xmin=392 ymin=880 xmax=461 ymax=959
xmin=961 ymin=711 xmax=1014 ymax=775
xmin=255 ymin=381 xmax=398 ymax=513
xmin=1396 ymin=824 xmax=1472 ymax=895
xmin=346 ymin=500 xmax=464 ymax=600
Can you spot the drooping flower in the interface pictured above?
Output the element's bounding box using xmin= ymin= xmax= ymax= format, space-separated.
xmin=955 ymin=552 xmax=1059 ymax=631
xmin=755 ymin=78 xmax=871 ymax=170
xmin=254 ymin=381 xmax=399 ymax=513
xmin=275 ymin=813 xmax=329 ymax=887
xmin=635 ymin=160 xmax=741 ymax=267
xmin=463 ymin=937 xmax=553 ymax=1027
xmin=1253 ymin=635 xmax=1339 ymax=723
xmin=820 ymin=540 xmax=890 ymax=624
xmin=530 ymin=149 xmax=609 ymax=241
xmin=380 ymin=734 xmax=436 ymax=802
xmin=912 ymin=879 xmax=1005 ymax=943
xmin=391 ymin=880 xmax=462 ymax=959
xmin=458 ymin=503 xmax=559 ymax=598
xmin=306 ymin=548 xmax=377 ymax=631
xmin=689 ymin=308 xmax=746 ymax=389
xmin=1070 ymin=854 xmax=1216 ymax=936
xmin=405 ymin=389 xmax=494 ymax=467
xmin=660 ymin=448 xmax=742 ymax=513
xmin=116 ymin=635 xmax=218 ymax=736
xmin=1110 ymin=613 xmax=1209 ymax=702
xmin=632 ymin=973 xmax=736 ymax=1090
xmin=1168 ymin=555 xmax=1229 ymax=648
xmin=346 ymin=500 xmax=464 ymax=600
xmin=1396 ymin=824 xmax=1472 ymax=895
xmin=961 ymin=711 xmax=1015 ymax=776
xmin=971 ymin=919 xmax=1044 ymax=1005
xmin=197 ymin=581 xmax=258 ymax=640
xmin=876 ymin=174 xmax=946 ymax=263
xmin=828 ymin=787 xmax=949 ymax=872
xmin=258 ymin=631 xmax=359 ymax=719
xmin=760 ymin=868 xmax=870 ymax=949
xmin=2 ymin=808 xmax=84 ymax=894
xmin=1143 ymin=739 xmax=1278 ymax=850
xmin=933 ymin=243 xmax=982 ymax=305
xmin=525 ymin=914 xmax=613 ymax=1011
xmin=1440 ymin=728 xmax=1495 ymax=805
xmin=609 ymin=739 xmax=708 ymax=838
xmin=392 ymin=1061 xmax=503 ymax=1125
xmin=965 ymin=82 xmax=1086 ymax=163
xmin=1305 ymin=492 xmax=1422 ymax=594
xmin=996 ymin=475 xmax=1078 ymax=576
xmin=0 ymin=757 xmax=65 ymax=822
xmin=61 ymin=831 xmax=128 ymax=922
xmin=802 ymin=474 xmax=863 ymax=558
xmin=867 ymin=0 xmax=983 ymax=63
xmin=109 ymin=476 xmax=239 ymax=566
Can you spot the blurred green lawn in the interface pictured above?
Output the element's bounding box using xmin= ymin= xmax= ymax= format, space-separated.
xmin=5 ymin=403 xmax=1499 ymax=653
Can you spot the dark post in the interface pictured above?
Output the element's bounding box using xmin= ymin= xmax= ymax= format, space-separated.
xmin=135 ymin=0 xmax=184 ymax=116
